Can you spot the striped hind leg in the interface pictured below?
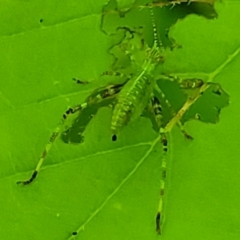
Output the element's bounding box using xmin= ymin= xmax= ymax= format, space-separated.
xmin=152 ymin=78 xmax=209 ymax=232
xmin=148 ymin=96 xmax=168 ymax=235
xmin=16 ymin=104 xmax=88 ymax=185
xmin=156 ymin=128 xmax=168 ymax=235
xmin=17 ymin=83 xmax=125 ymax=185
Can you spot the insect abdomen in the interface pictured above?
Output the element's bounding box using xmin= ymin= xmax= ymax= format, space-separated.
xmin=111 ymin=71 xmax=155 ymax=136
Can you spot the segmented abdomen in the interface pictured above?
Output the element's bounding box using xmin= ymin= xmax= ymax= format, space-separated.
xmin=111 ymin=71 xmax=155 ymax=135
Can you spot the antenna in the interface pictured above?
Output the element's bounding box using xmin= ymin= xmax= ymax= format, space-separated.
xmin=149 ymin=6 xmax=163 ymax=49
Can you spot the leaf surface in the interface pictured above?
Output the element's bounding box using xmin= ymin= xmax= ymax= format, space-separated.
xmin=0 ymin=1 xmax=240 ymax=240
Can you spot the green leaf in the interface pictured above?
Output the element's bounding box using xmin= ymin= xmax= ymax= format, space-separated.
xmin=102 ymin=0 xmax=218 ymax=48
xmin=1 ymin=2 xmax=240 ymax=240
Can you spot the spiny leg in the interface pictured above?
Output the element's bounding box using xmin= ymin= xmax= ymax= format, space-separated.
xmin=73 ymin=73 xmax=125 ymax=84
xmin=154 ymin=83 xmax=193 ymax=140
xmin=16 ymin=104 xmax=86 ymax=185
xmin=151 ymin=88 xmax=192 ymax=233
xmin=73 ymin=69 xmax=130 ymax=84
xmin=61 ymin=83 xmax=125 ymax=144
xmin=63 ymin=80 xmax=128 ymax=144
xmin=159 ymin=74 xmax=204 ymax=89
xmin=156 ymin=128 xmax=168 ymax=235
xmin=154 ymin=80 xmax=211 ymax=229
xmin=177 ymin=121 xmax=193 ymax=140
xmin=72 ymin=78 xmax=90 ymax=85
xmin=17 ymin=83 xmax=125 ymax=185
xmin=100 ymin=70 xmax=130 ymax=78
xmin=148 ymin=96 xmax=168 ymax=235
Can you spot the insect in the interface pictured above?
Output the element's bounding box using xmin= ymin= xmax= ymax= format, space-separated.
xmin=17 ymin=6 xmax=219 ymax=236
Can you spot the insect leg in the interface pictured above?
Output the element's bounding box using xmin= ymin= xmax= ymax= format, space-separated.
xmin=164 ymin=82 xmax=210 ymax=133
xmin=16 ymin=104 xmax=86 ymax=185
xmin=177 ymin=121 xmax=193 ymax=140
xmin=156 ymin=127 xmax=168 ymax=235
xmin=62 ymin=83 xmax=126 ymax=144
xmin=147 ymin=96 xmax=168 ymax=235
xmin=17 ymin=83 xmax=125 ymax=185
xmin=72 ymin=78 xmax=90 ymax=85
xmin=73 ymin=70 xmax=130 ymax=85
xmin=100 ymin=70 xmax=129 ymax=78
xmin=155 ymin=84 xmax=193 ymax=140
xmin=159 ymin=74 xmax=204 ymax=89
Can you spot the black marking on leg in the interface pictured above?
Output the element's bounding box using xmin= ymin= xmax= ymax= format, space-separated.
xmin=161 ymin=138 xmax=168 ymax=153
xmin=112 ymin=134 xmax=117 ymax=141
xmin=17 ymin=170 xmax=38 ymax=185
xmin=72 ymin=231 xmax=77 ymax=236
xmin=66 ymin=108 xmax=74 ymax=115
xmin=152 ymin=96 xmax=162 ymax=115
xmin=156 ymin=212 xmax=161 ymax=235
xmin=63 ymin=106 xmax=82 ymax=119
xmin=41 ymin=149 xmax=47 ymax=158
xmin=151 ymin=96 xmax=163 ymax=127
xmin=160 ymin=189 xmax=165 ymax=196
xmin=162 ymin=170 xmax=166 ymax=179
xmin=182 ymin=130 xmax=194 ymax=140
xmin=73 ymin=78 xmax=89 ymax=84
xmin=50 ymin=132 xmax=59 ymax=143
xmin=101 ymin=71 xmax=122 ymax=77
xmin=63 ymin=109 xmax=73 ymax=119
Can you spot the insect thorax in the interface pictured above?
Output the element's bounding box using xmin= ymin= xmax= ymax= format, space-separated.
xmin=109 ymin=10 xmax=164 ymax=137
